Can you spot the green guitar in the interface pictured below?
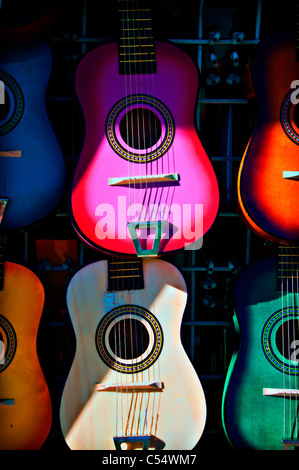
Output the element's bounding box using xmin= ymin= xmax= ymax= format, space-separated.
xmin=222 ymin=246 xmax=299 ymax=450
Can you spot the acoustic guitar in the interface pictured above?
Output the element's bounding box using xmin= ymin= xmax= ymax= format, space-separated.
xmin=238 ymin=28 xmax=299 ymax=244
xmin=0 ymin=199 xmax=52 ymax=449
xmin=222 ymin=247 xmax=299 ymax=450
xmin=60 ymin=257 xmax=206 ymax=450
xmin=0 ymin=39 xmax=65 ymax=230
xmin=70 ymin=0 xmax=219 ymax=257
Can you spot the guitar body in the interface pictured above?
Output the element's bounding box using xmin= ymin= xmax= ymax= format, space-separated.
xmin=0 ymin=262 xmax=52 ymax=449
xmin=222 ymin=257 xmax=299 ymax=449
xmin=0 ymin=40 xmax=65 ymax=230
xmin=71 ymin=40 xmax=219 ymax=255
xmin=238 ymin=29 xmax=299 ymax=244
xmin=60 ymin=258 xmax=206 ymax=450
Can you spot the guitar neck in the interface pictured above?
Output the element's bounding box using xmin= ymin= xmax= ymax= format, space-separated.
xmin=107 ymin=258 xmax=144 ymax=291
xmin=118 ymin=0 xmax=156 ymax=74
xmin=277 ymin=245 xmax=299 ymax=293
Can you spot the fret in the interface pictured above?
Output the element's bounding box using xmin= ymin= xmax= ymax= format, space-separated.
xmin=108 ymin=258 xmax=144 ymax=292
xmin=118 ymin=0 xmax=156 ymax=75
xmin=277 ymin=246 xmax=299 ymax=292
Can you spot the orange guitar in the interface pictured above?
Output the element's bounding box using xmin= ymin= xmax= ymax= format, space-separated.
xmin=60 ymin=257 xmax=206 ymax=450
xmin=0 ymin=199 xmax=52 ymax=449
xmin=238 ymin=29 xmax=299 ymax=244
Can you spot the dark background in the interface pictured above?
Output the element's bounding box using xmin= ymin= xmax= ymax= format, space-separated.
xmin=0 ymin=0 xmax=295 ymax=451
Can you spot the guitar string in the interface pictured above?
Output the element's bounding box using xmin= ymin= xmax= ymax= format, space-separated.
xmin=139 ymin=0 xmax=163 ymax=441
xmin=129 ymin=0 xmax=156 ymax=442
xmin=128 ymin=0 xmax=141 ymax=440
xmin=291 ymin=245 xmax=298 ymax=440
xmin=296 ymin=247 xmax=299 ymax=440
xmin=278 ymin=246 xmax=286 ymax=439
xmin=294 ymin=247 xmax=299 ymax=440
xmin=115 ymin=0 xmax=164 ymax=445
xmin=133 ymin=0 xmax=152 ymax=440
xmin=292 ymin=245 xmax=299 ymax=440
xmin=118 ymin=0 xmax=142 ymax=443
xmin=116 ymin=1 xmax=126 ymax=439
xmin=120 ymin=1 xmax=129 ymax=442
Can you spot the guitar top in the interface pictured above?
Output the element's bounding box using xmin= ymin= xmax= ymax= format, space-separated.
xmin=60 ymin=258 xmax=206 ymax=450
xmin=70 ymin=2 xmax=219 ymax=256
xmin=0 ymin=39 xmax=65 ymax=230
xmin=238 ymin=29 xmax=299 ymax=244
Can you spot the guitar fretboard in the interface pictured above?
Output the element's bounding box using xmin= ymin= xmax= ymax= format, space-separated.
xmin=277 ymin=246 xmax=299 ymax=293
xmin=108 ymin=258 xmax=144 ymax=291
xmin=118 ymin=0 xmax=156 ymax=74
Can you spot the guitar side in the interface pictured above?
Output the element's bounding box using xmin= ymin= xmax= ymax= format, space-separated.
xmin=60 ymin=258 xmax=206 ymax=450
xmin=238 ymin=30 xmax=299 ymax=244
xmin=222 ymin=257 xmax=299 ymax=450
xmin=0 ymin=262 xmax=52 ymax=450
xmin=71 ymin=41 xmax=219 ymax=256
xmin=0 ymin=40 xmax=65 ymax=230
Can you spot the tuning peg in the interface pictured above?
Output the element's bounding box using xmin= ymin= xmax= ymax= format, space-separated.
xmin=231 ymin=31 xmax=245 ymax=45
xmin=226 ymin=72 xmax=241 ymax=85
xmin=202 ymin=277 xmax=217 ymax=290
xmin=62 ymin=258 xmax=75 ymax=272
xmin=206 ymin=73 xmax=220 ymax=86
xmin=227 ymin=260 xmax=238 ymax=275
xmin=208 ymin=30 xmax=221 ymax=45
xmin=209 ymin=49 xmax=218 ymax=68
xmin=38 ymin=258 xmax=52 ymax=272
xmin=230 ymin=50 xmax=239 ymax=67
xmin=202 ymin=294 xmax=216 ymax=308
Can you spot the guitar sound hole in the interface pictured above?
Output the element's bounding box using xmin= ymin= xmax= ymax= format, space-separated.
xmin=276 ymin=322 xmax=299 ymax=361
xmin=119 ymin=108 xmax=162 ymax=150
xmin=108 ymin=318 xmax=150 ymax=360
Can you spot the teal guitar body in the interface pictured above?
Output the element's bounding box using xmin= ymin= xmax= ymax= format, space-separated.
xmin=222 ymin=252 xmax=299 ymax=450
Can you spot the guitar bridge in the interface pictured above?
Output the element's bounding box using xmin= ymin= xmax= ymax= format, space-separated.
xmin=109 ymin=173 xmax=179 ymax=186
xmin=282 ymin=439 xmax=299 ymax=450
xmin=113 ymin=435 xmax=165 ymax=450
xmin=95 ymin=381 xmax=164 ymax=392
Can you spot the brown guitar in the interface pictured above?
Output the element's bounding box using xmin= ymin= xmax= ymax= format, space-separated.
xmin=238 ymin=29 xmax=299 ymax=244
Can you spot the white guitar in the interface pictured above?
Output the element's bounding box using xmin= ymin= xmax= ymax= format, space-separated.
xmin=59 ymin=258 xmax=206 ymax=450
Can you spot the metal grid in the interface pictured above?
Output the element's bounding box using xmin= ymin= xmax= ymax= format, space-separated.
xmin=5 ymin=0 xmax=287 ymax=450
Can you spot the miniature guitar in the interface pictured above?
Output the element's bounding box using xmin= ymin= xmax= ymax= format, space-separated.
xmin=60 ymin=257 xmax=206 ymax=450
xmin=0 ymin=199 xmax=52 ymax=449
xmin=238 ymin=29 xmax=299 ymax=244
xmin=222 ymin=247 xmax=299 ymax=450
xmin=70 ymin=0 xmax=219 ymax=256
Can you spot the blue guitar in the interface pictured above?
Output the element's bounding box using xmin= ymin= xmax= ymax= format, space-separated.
xmin=0 ymin=39 xmax=65 ymax=229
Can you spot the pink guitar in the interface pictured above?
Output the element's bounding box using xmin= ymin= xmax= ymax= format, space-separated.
xmin=70 ymin=0 xmax=219 ymax=257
